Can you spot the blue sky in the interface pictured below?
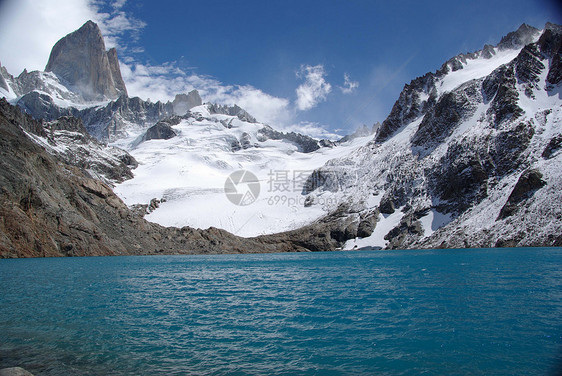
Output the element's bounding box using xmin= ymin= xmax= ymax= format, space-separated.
xmin=0 ymin=0 xmax=560 ymax=137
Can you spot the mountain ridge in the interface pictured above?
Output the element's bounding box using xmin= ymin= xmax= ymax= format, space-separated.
xmin=303 ymin=22 xmax=562 ymax=250
xmin=0 ymin=21 xmax=561 ymax=256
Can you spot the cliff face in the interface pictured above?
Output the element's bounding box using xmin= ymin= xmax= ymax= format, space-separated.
xmin=45 ymin=20 xmax=127 ymax=101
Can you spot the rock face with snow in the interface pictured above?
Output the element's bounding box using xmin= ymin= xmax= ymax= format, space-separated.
xmin=1 ymin=99 xmax=137 ymax=185
xmin=207 ymin=103 xmax=257 ymax=123
xmin=302 ymin=22 xmax=562 ymax=250
xmin=45 ymin=20 xmax=127 ymax=101
xmin=15 ymin=92 xmax=175 ymax=141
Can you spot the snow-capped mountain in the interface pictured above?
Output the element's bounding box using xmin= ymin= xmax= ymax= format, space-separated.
xmin=301 ymin=23 xmax=562 ymax=249
xmin=0 ymin=20 xmax=347 ymax=238
xmin=0 ymin=21 xmax=198 ymax=142
xmin=0 ymin=20 xmax=560 ymax=256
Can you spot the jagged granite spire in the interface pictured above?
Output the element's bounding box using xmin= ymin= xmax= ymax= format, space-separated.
xmin=45 ymin=20 xmax=127 ymax=101
xmin=172 ymin=90 xmax=202 ymax=115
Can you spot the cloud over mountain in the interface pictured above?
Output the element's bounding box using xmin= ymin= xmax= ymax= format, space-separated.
xmin=295 ymin=64 xmax=332 ymax=111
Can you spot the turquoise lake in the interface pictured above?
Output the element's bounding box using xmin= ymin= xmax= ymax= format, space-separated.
xmin=1 ymin=247 xmax=561 ymax=375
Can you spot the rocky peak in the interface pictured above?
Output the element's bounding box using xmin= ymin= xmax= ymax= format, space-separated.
xmin=45 ymin=20 xmax=127 ymax=101
xmin=207 ymin=103 xmax=257 ymax=123
xmin=497 ymin=23 xmax=540 ymax=50
xmin=0 ymin=61 xmax=10 ymax=92
xmin=172 ymin=90 xmax=202 ymax=115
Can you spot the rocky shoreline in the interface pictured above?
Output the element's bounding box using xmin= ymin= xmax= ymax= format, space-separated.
xmin=0 ymin=368 xmax=34 ymax=376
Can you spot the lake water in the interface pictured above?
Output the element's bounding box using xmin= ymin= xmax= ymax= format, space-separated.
xmin=1 ymin=248 xmax=561 ymax=375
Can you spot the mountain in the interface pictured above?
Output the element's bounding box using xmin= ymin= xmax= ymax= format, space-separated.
xmin=0 ymin=20 xmax=190 ymax=141
xmin=45 ymin=20 xmax=127 ymax=101
xmin=300 ymin=23 xmax=562 ymax=250
xmin=0 ymin=21 xmax=561 ymax=257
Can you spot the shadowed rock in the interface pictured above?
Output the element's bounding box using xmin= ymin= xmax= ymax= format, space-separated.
xmin=497 ymin=169 xmax=546 ymax=220
xmin=142 ymin=120 xmax=178 ymax=141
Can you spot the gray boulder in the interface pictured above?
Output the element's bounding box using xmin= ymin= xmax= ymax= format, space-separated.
xmin=0 ymin=367 xmax=34 ymax=376
xmin=142 ymin=120 xmax=178 ymax=142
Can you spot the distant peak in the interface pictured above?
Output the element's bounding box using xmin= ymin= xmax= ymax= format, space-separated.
xmin=545 ymin=22 xmax=562 ymax=33
xmin=497 ymin=23 xmax=541 ymax=50
xmin=80 ymin=20 xmax=100 ymax=32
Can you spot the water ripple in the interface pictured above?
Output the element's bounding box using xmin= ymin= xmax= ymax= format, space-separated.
xmin=1 ymin=248 xmax=561 ymax=375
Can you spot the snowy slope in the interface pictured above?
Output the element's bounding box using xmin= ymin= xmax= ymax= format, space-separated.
xmin=113 ymin=104 xmax=371 ymax=236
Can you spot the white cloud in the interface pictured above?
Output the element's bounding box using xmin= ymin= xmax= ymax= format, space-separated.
xmin=295 ymin=64 xmax=332 ymax=111
xmin=282 ymin=121 xmax=342 ymax=141
xmin=339 ymin=73 xmax=359 ymax=94
xmin=95 ymin=9 xmax=146 ymax=50
xmin=0 ymin=0 xmax=144 ymax=74
xmin=120 ymin=61 xmax=291 ymax=126
xmin=216 ymin=86 xmax=292 ymax=126
xmin=0 ymin=0 xmax=98 ymax=74
xmin=110 ymin=0 xmax=127 ymax=10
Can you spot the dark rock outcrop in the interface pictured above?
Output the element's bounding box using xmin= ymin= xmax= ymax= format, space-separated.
xmin=302 ymin=169 xmax=341 ymax=194
xmin=45 ymin=20 xmax=127 ymax=101
xmin=379 ymin=196 xmax=395 ymax=215
xmin=384 ymin=213 xmax=424 ymax=250
xmin=208 ymin=103 xmax=257 ymax=123
xmin=357 ymin=209 xmax=379 ymax=238
xmin=497 ymin=169 xmax=546 ymax=219
xmin=375 ymin=73 xmax=438 ymax=142
xmin=412 ymin=80 xmax=480 ymax=150
xmin=542 ymin=135 xmax=562 ymax=159
xmin=142 ymin=120 xmax=178 ymax=141
xmin=0 ymin=63 xmax=9 ymax=92
xmin=484 ymin=64 xmax=523 ymax=125
xmin=258 ymin=125 xmax=334 ymax=153
xmin=497 ymin=24 xmax=540 ymax=50
xmin=538 ymin=23 xmax=562 ymax=87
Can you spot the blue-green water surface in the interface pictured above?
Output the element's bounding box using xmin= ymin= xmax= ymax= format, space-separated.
xmin=1 ymin=247 xmax=561 ymax=375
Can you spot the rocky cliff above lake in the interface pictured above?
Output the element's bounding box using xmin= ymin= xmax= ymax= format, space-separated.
xmin=301 ymin=22 xmax=562 ymax=250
